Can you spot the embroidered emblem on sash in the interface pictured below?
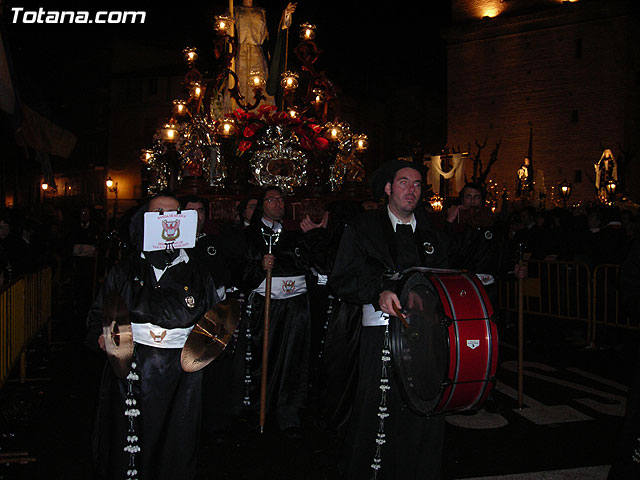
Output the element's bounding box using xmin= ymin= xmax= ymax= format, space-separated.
xmin=185 ymin=295 xmax=195 ymax=308
xmin=150 ymin=330 xmax=167 ymax=343
xmin=423 ymin=242 xmax=435 ymax=255
xmin=207 ymin=246 xmax=217 ymax=256
xmin=282 ymin=280 xmax=296 ymax=294
xmin=484 ymin=230 xmax=493 ymax=240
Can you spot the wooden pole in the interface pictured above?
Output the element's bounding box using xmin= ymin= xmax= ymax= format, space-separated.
xmin=259 ymin=265 xmax=272 ymax=433
xmin=517 ymin=246 xmax=524 ymax=409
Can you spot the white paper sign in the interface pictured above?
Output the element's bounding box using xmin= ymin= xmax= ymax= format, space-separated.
xmin=142 ymin=210 xmax=197 ymax=252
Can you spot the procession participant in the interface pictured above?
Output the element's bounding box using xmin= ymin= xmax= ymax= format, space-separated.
xmin=86 ymin=192 xmax=219 ymax=480
xmin=445 ymin=182 xmax=525 ymax=306
xmin=180 ymin=195 xmax=240 ymax=438
xmin=238 ymin=186 xmax=326 ymax=437
xmin=329 ymin=159 xmax=449 ymax=479
xmin=315 ymin=200 xmax=366 ymax=433
xmin=180 ymin=195 xmax=232 ymax=300
xmin=237 ymin=196 xmax=259 ymax=227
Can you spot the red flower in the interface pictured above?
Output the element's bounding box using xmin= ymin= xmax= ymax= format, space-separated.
xmin=314 ymin=137 xmax=329 ymax=150
xmin=299 ymin=135 xmax=313 ymax=151
xmin=258 ymin=105 xmax=277 ymax=116
xmin=243 ymin=121 xmax=263 ymax=138
xmin=232 ymin=109 xmax=248 ymax=121
xmin=237 ymin=140 xmax=253 ymax=152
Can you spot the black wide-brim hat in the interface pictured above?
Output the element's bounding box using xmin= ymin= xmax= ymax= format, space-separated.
xmin=369 ymin=158 xmax=428 ymax=200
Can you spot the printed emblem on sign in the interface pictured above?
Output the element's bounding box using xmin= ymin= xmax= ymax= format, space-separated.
xmin=185 ymin=295 xmax=195 ymax=308
xmin=484 ymin=230 xmax=493 ymax=240
xmin=467 ymin=339 xmax=480 ymax=350
xmin=282 ymin=280 xmax=296 ymax=294
xmin=150 ymin=330 xmax=167 ymax=343
xmin=161 ymin=219 xmax=181 ymax=241
xmin=423 ymin=242 xmax=435 ymax=255
xmin=207 ymin=246 xmax=217 ymax=256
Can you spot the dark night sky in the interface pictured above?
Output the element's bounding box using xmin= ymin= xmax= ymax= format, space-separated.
xmin=1 ymin=0 xmax=452 ymax=162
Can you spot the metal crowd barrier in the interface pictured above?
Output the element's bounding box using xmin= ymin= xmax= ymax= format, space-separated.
xmin=498 ymin=260 xmax=625 ymax=345
xmin=0 ymin=267 xmax=52 ymax=389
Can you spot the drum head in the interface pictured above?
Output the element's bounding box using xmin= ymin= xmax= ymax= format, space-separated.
xmin=390 ymin=272 xmax=449 ymax=416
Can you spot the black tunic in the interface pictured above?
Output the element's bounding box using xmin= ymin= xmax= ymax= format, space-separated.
xmin=237 ymin=221 xmax=318 ymax=430
xmin=86 ymin=251 xmax=218 ymax=480
xmin=329 ymin=207 xmax=449 ymax=480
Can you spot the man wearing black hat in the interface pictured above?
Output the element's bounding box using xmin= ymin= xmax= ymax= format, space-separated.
xmin=329 ymin=159 xmax=448 ymax=479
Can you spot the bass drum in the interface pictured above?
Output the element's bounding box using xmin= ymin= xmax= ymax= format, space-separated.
xmin=390 ymin=269 xmax=498 ymax=416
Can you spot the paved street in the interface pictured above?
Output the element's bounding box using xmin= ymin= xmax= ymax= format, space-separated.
xmin=1 ymin=309 xmax=637 ymax=480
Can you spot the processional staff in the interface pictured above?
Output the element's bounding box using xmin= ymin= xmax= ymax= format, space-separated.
xmin=517 ymin=243 xmax=525 ymax=409
xmin=259 ymin=227 xmax=280 ymax=433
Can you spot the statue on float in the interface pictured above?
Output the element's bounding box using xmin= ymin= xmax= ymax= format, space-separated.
xmin=594 ymin=148 xmax=617 ymax=198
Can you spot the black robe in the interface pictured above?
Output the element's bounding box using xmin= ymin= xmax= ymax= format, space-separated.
xmin=236 ymin=221 xmax=321 ymax=430
xmin=86 ymin=251 xmax=218 ymax=480
xmin=328 ymin=207 xmax=448 ymax=480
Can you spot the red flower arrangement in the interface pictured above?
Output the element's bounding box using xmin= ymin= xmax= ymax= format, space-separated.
xmin=229 ymin=105 xmax=330 ymax=154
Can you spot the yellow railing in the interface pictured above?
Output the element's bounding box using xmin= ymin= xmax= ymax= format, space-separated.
xmin=498 ymin=260 xmax=635 ymax=345
xmin=499 ymin=260 xmax=592 ymax=316
xmin=0 ymin=267 xmax=52 ymax=389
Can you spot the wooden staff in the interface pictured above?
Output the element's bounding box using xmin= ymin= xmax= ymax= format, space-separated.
xmin=259 ymin=230 xmax=279 ymax=433
xmin=517 ymin=244 xmax=525 ymax=409
xmin=260 ymin=260 xmax=272 ymax=433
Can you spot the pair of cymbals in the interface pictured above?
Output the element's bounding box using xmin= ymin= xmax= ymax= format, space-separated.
xmin=103 ymin=293 xmax=239 ymax=377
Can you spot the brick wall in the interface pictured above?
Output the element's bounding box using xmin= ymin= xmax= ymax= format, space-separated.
xmin=446 ymin=1 xmax=633 ymax=203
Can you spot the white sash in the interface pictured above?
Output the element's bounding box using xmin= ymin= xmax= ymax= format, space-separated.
xmin=131 ymin=322 xmax=194 ymax=349
xmin=362 ymin=304 xmax=390 ymax=327
xmin=253 ymin=275 xmax=307 ymax=299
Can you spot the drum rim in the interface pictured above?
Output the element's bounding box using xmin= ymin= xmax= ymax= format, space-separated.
xmin=390 ymin=271 xmax=449 ymax=416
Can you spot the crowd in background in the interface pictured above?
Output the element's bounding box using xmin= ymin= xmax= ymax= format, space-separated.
xmin=1 ymin=195 xmax=639 ymax=314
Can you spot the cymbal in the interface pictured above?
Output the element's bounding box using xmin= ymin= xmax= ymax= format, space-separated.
xmin=102 ymin=291 xmax=134 ymax=379
xmin=181 ymin=298 xmax=240 ymax=372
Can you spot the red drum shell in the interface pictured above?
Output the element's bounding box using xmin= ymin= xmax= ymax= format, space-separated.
xmin=390 ymin=270 xmax=498 ymax=416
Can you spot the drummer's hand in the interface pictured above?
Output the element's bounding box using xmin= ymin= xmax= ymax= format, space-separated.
xmin=98 ymin=334 xmax=106 ymax=352
xmin=262 ymin=253 xmax=275 ymax=271
xmin=379 ymin=290 xmax=401 ymax=316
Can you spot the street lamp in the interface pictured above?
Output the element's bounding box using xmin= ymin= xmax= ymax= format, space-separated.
xmin=106 ymin=176 xmax=119 ymax=221
xmin=558 ymin=179 xmax=572 ymax=208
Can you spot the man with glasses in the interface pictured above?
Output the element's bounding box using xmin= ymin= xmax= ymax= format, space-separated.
xmin=236 ymin=187 xmax=329 ymax=438
xmin=329 ymin=159 xmax=448 ymax=479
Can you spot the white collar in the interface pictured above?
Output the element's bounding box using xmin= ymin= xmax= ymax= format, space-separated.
xmin=387 ymin=206 xmax=416 ymax=233
xmin=142 ymin=249 xmax=189 ymax=281
xmin=261 ymin=217 xmax=282 ymax=233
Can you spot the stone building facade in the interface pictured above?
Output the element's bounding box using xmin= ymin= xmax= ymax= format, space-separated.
xmin=446 ymin=0 xmax=639 ymax=204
